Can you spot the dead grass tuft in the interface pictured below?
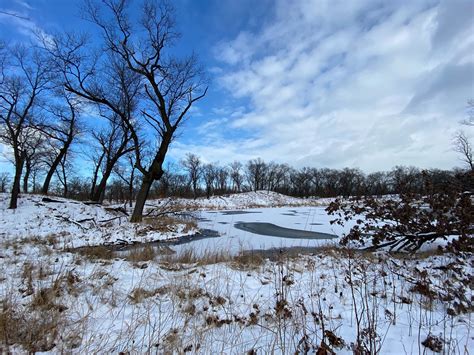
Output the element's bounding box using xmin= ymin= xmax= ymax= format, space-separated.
xmin=159 ymin=248 xmax=229 ymax=267
xmin=0 ymin=298 xmax=64 ymax=353
xmin=142 ymin=215 xmax=197 ymax=234
xmin=231 ymin=252 xmax=265 ymax=270
xmin=128 ymin=287 xmax=161 ymax=304
xmin=125 ymin=244 xmax=156 ymax=262
xmin=77 ymin=245 xmax=115 ymax=261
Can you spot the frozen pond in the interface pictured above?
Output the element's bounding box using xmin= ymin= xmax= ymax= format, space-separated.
xmin=173 ymin=206 xmax=356 ymax=255
xmin=234 ymin=222 xmax=337 ymax=239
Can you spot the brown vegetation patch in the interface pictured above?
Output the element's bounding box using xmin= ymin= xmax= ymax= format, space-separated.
xmin=231 ymin=252 xmax=265 ymax=270
xmin=0 ymin=298 xmax=64 ymax=353
xmin=142 ymin=215 xmax=197 ymax=234
xmin=128 ymin=287 xmax=161 ymax=304
xmin=125 ymin=244 xmax=156 ymax=262
xmin=77 ymin=245 xmax=115 ymax=261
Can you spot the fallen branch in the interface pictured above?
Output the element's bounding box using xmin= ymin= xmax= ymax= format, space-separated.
xmin=54 ymin=215 xmax=86 ymax=230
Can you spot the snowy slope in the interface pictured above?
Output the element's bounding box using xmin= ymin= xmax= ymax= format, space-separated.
xmin=146 ymin=190 xmax=333 ymax=211
xmin=0 ymin=193 xmax=195 ymax=247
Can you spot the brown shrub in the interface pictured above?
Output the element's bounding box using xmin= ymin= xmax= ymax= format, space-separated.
xmin=0 ymin=298 xmax=63 ymax=352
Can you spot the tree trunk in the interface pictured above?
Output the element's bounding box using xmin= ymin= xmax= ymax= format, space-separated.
xmin=42 ymin=148 xmax=67 ymax=195
xmin=130 ymin=132 xmax=172 ymax=223
xmin=23 ymin=160 xmax=31 ymax=193
xmin=90 ymin=152 xmax=105 ymax=200
xmin=60 ymin=161 xmax=68 ymax=198
xmin=193 ymin=181 xmax=198 ymax=200
xmin=32 ymin=170 xmax=37 ymax=193
xmin=130 ymin=174 xmax=153 ymax=222
xmin=9 ymin=155 xmax=25 ymax=209
xmin=128 ymin=168 xmax=135 ymax=208
xmin=92 ymin=167 xmax=113 ymax=203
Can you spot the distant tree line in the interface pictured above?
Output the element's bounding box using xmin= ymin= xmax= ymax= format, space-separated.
xmin=3 ymin=150 xmax=472 ymax=205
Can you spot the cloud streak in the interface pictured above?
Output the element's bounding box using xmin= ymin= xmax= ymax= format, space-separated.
xmin=177 ymin=0 xmax=474 ymax=172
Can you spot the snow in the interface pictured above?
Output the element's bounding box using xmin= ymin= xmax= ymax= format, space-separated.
xmin=0 ymin=191 xmax=333 ymax=248
xmin=150 ymin=190 xmax=331 ymax=211
xmin=0 ymin=193 xmax=197 ymax=247
xmin=0 ymin=192 xmax=472 ymax=354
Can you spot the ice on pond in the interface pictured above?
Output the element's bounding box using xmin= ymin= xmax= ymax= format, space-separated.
xmin=173 ymin=206 xmax=357 ymax=255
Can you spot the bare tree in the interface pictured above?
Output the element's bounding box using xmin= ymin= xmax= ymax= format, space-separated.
xmin=39 ymin=90 xmax=82 ymax=194
xmin=89 ymin=146 xmax=106 ymax=199
xmin=89 ymin=113 xmax=134 ymax=202
xmin=462 ymin=99 xmax=474 ymax=126
xmin=22 ymin=132 xmax=46 ymax=193
xmin=454 ymin=131 xmax=473 ymax=171
xmin=182 ymin=153 xmax=202 ymax=200
xmin=214 ymin=166 xmax=228 ymax=194
xmin=49 ymin=0 xmax=207 ymax=221
xmin=113 ymin=152 xmax=137 ymax=207
xmin=0 ymin=172 xmax=10 ymax=192
xmin=267 ymin=163 xmax=290 ymax=192
xmin=290 ymin=167 xmax=313 ymax=197
xmin=246 ymin=158 xmax=267 ymax=192
xmin=202 ymin=163 xmax=216 ymax=198
xmin=55 ymin=151 xmax=72 ymax=197
xmin=229 ymin=161 xmax=243 ymax=192
xmin=0 ymin=45 xmax=50 ymax=208
xmin=366 ymin=171 xmax=389 ymax=196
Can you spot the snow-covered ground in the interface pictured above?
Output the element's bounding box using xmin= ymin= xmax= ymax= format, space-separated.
xmin=0 ymin=192 xmax=472 ymax=354
xmin=0 ymin=240 xmax=471 ymax=354
xmin=0 ymin=193 xmax=198 ymax=247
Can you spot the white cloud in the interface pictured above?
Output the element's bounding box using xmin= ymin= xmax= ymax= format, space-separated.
xmin=178 ymin=0 xmax=474 ymax=172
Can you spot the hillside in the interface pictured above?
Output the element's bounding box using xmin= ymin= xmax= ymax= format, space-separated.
xmin=0 ymin=193 xmax=196 ymax=247
xmin=146 ymin=190 xmax=331 ymax=211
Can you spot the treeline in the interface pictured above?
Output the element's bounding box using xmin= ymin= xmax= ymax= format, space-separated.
xmin=2 ymin=153 xmax=471 ymax=205
xmin=131 ymin=156 xmax=474 ymax=200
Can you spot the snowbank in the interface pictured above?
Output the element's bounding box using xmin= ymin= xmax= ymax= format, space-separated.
xmin=0 ymin=193 xmax=194 ymax=247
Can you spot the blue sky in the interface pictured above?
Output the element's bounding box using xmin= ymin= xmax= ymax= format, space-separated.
xmin=0 ymin=0 xmax=473 ymax=174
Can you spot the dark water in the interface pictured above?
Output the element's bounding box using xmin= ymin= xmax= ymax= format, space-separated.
xmin=234 ymin=222 xmax=337 ymax=239
xmin=220 ymin=210 xmax=262 ymax=215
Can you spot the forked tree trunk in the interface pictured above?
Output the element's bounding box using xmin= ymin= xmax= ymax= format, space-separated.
xmin=92 ymin=169 xmax=112 ymax=203
xmin=130 ymin=133 xmax=172 ymax=222
xmin=89 ymin=152 xmax=105 ymax=200
xmin=92 ymin=156 xmax=122 ymax=203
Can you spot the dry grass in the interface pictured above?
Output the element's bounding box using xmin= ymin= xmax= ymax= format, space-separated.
xmin=0 ymin=268 xmax=81 ymax=353
xmin=159 ymin=248 xmax=230 ymax=268
xmin=389 ymin=248 xmax=443 ymax=260
xmin=0 ymin=298 xmax=62 ymax=353
xmin=158 ymin=247 xmax=267 ymax=271
xmin=128 ymin=287 xmax=161 ymax=304
xmin=142 ymin=215 xmax=197 ymax=234
xmin=76 ymin=245 xmax=115 ymax=261
xmin=125 ymin=244 xmax=156 ymax=262
xmin=231 ymin=251 xmax=265 ymax=270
